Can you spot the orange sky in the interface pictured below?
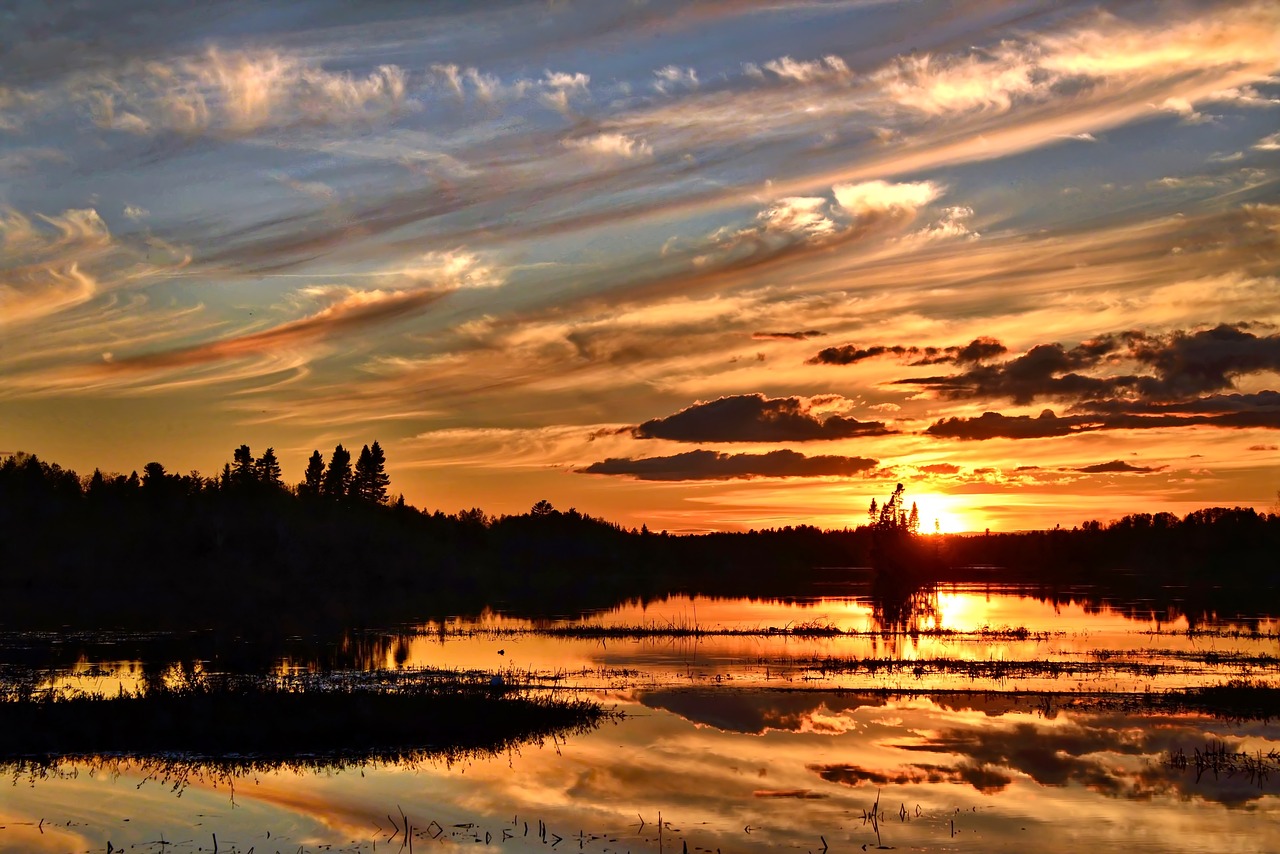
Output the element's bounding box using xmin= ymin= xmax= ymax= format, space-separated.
xmin=1 ymin=0 xmax=1278 ymax=532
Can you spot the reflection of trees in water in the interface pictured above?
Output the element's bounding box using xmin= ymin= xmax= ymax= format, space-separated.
xmin=869 ymin=581 xmax=940 ymax=634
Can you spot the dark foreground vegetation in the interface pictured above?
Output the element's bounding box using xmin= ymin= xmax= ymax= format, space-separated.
xmin=2 ymin=450 xmax=1278 ymax=631
xmin=0 ymin=670 xmax=606 ymax=761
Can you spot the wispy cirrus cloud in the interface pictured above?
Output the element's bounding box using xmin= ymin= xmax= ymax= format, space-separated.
xmin=82 ymin=48 xmax=408 ymax=136
xmin=0 ymin=206 xmax=189 ymax=327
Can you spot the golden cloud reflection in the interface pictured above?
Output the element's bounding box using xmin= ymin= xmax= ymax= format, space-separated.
xmin=5 ymin=693 xmax=1278 ymax=853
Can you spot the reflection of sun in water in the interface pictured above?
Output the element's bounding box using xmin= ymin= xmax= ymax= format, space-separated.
xmin=936 ymin=592 xmax=982 ymax=631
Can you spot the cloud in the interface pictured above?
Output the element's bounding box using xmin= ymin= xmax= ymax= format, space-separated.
xmin=927 ymin=410 xmax=1088 ymax=440
xmin=1207 ymin=85 xmax=1280 ymax=108
xmin=808 ymin=337 xmax=1007 ymax=366
xmin=98 ymin=288 xmax=450 ymax=374
xmin=874 ymin=3 xmax=1280 ymax=120
xmin=926 ymin=406 xmax=1280 ymax=441
xmin=540 ymin=70 xmax=590 ymax=111
xmin=875 ymin=46 xmax=1043 ymax=115
xmin=1249 ymin=444 xmax=1278 ymax=451
xmin=653 ymin=65 xmax=698 ymax=94
xmin=832 ymin=180 xmax=940 ymax=219
xmin=896 ymin=324 xmax=1280 ymax=405
xmin=0 ymin=85 xmax=36 ymax=131
xmin=1254 ymin=132 xmax=1280 ymax=151
xmin=752 ymin=330 xmax=825 ymax=340
xmin=911 ymin=205 xmax=979 ymax=242
xmin=562 ymin=132 xmax=653 ymax=159
xmin=1074 ymin=460 xmax=1165 ymax=474
xmin=0 ymin=207 xmax=185 ymax=327
xmin=763 ymin=55 xmax=851 ymax=85
xmin=84 ymin=48 xmax=408 ymax=136
xmin=83 ymin=248 xmax=494 ymax=379
xmin=655 ymin=180 xmax=946 ymax=298
xmin=631 ymin=394 xmax=892 ymax=442
xmin=918 ymin=463 xmax=961 ymax=474
xmin=810 ymin=762 xmax=1012 ymax=794
xmin=429 ymin=63 xmax=532 ymax=103
xmin=1158 ymin=96 xmax=1212 ymax=124
xmin=576 ymin=449 xmax=878 ymax=481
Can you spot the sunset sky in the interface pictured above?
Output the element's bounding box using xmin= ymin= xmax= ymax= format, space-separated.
xmin=2 ymin=0 xmax=1278 ymax=532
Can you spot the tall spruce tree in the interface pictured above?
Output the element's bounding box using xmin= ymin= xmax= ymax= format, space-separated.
xmin=299 ymin=450 xmax=325 ymax=498
xmin=352 ymin=441 xmax=390 ymax=504
xmin=256 ymin=447 xmax=283 ymax=488
xmin=321 ymin=444 xmax=352 ymax=499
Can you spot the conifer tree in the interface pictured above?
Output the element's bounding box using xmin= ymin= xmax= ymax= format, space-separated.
xmin=322 ymin=444 xmax=352 ymax=499
xmin=366 ymin=440 xmax=390 ymax=504
xmin=352 ymin=441 xmax=390 ymax=504
xmin=299 ymin=450 xmax=325 ymax=498
xmin=232 ymin=445 xmax=255 ymax=487
xmin=255 ymin=447 xmax=283 ymax=488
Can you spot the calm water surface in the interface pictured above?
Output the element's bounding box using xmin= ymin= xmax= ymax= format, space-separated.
xmin=5 ymin=585 xmax=1279 ymax=853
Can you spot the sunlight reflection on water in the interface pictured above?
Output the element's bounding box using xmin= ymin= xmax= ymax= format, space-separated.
xmin=5 ymin=585 xmax=1279 ymax=853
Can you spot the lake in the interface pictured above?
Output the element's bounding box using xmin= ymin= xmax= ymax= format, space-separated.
xmin=4 ymin=583 xmax=1278 ymax=853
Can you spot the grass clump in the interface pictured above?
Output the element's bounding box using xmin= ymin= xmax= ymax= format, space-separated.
xmin=0 ymin=671 xmax=608 ymax=761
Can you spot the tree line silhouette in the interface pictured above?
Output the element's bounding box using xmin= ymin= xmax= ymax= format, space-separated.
xmin=1 ymin=450 xmax=1277 ymax=632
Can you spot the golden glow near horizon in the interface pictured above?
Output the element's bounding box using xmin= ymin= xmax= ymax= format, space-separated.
xmin=1 ymin=1 xmax=1279 ymax=532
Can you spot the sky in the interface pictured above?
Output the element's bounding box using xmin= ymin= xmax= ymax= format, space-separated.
xmin=1 ymin=0 xmax=1278 ymax=533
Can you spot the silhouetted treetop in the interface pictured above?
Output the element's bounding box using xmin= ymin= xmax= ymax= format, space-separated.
xmin=323 ymin=445 xmax=353 ymax=500
xmin=256 ymin=447 xmax=283 ymax=489
xmin=353 ymin=441 xmax=390 ymax=505
xmin=300 ymin=450 xmax=325 ymax=498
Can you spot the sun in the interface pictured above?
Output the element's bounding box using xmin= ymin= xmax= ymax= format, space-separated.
xmin=908 ymin=492 xmax=981 ymax=534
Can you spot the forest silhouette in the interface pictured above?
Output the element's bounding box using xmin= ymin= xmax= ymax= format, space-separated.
xmin=2 ymin=448 xmax=1278 ymax=633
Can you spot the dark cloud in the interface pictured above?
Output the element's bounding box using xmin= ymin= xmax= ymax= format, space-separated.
xmin=752 ymin=789 xmax=829 ymax=799
xmin=809 ymin=344 xmax=913 ymax=365
xmin=809 ymin=763 xmax=1012 ymax=793
xmin=1078 ymin=391 xmax=1280 ymax=415
xmin=927 ymin=410 xmax=1091 ymax=440
xmin=638 ymin=690 xmax=886 ymax=734
xmin=898 ymin=325 xmax=1280 ymax=406
xmin=927 ymin=402 xmax=1280 ymax=441
xmin=807 ymin=337 xmax=1006 ymax=366
xmin=897 ymin=718 xmax=1270 ymax=806
xmin=1074 ymin=460 xmax=1165 ymax=474
xmin=576 ymin=449 xmax=879 ymax=481
xmin=752 ymin=330 xmax=825 ymax=340
xmin=896 ymin=341 xmax=1134 ymax=404
xmin=632 ymin=394 xmax=892 ymax=442
xmin=1248 ymin=444 xmax=1278 ymax=451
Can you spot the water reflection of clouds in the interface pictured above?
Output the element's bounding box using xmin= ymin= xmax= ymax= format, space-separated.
xmin=7 ymin=692 xmax=1279 ymax=853
xmin=639 ymin=688 xmax=1280 ymax=809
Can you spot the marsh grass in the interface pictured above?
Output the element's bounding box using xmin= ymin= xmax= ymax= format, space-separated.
xmin=416 ymin=621 xmax=1059 ymax=641
xmin=1165 ymin=739 xmax=1280 ymax=785
xmin=0 ymin=669 xmax=609 ymax=761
